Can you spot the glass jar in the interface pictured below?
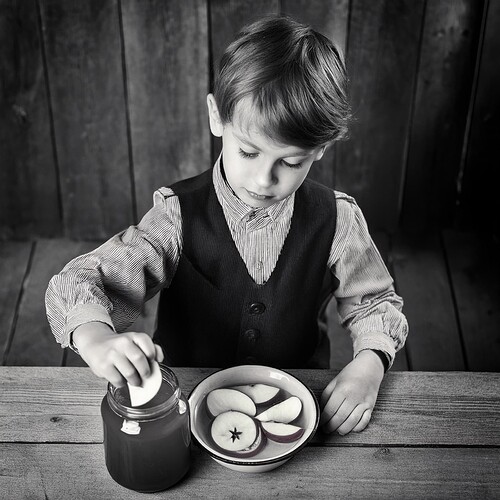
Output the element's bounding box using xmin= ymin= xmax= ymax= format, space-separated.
xmin=100 ymin=364 xmax=191 ymax=492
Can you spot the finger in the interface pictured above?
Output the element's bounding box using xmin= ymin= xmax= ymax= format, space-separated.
xmin=103 ymin=365 xmax=128 ymax=388
xmin=320 ymin=377 xmax=337 ymax=408
xmin=336 ymin=405 xmax=369 ymax=436
xmin=155 ymin=344 xmax=164 ymax=363
xmin=129 ymin=332 xmax=157 ymax=362
xmin=322 ymin=399 xmax=355 ymax=434
xmin=113 ymin=355 xmax=142 ymax=387
xmin=122 ymin=341 xmax=154 ymax=381
xmin=319 ymin=390 xmax=345 ymax=427
xmin=352 ymin=408 xmax=372 ymax=433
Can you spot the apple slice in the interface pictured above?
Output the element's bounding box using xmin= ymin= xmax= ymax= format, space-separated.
xmin=231 ymin=384 xmax=281 ymax=405
xmin=261 ymin=421 xmax=305 ymax=443
xmin=210 ymin=411 xmax=258 ymax=453
xmin=206 ymin=388 xmax=257 ymax=418
xmin=255 ymin=396 xmax=302 ymax=423
xmin=128 ymin=361 xmax=162 ymax=407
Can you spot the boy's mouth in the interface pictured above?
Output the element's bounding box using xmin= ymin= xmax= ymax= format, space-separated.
xmin=245 ymin=189 xmax=272 ymax=201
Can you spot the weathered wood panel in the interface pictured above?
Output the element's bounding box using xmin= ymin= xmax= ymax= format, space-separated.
xmin=401 ymin=0 xmax=483 ymax=234
xmin=2 ymin=367 xmax=498 ymax=447
xmin=443 ymin=230 xmax=500 ymax=371
xmin=122 ymin=0 xmax=211 ymax=219
xmin=281 ymin=0 xmax=350 ymax=189
xmin=0 ymin=443 xmax=498 ymax=500
xmin=336 ymin=0 xmax=425 ymax=232
xmin=39 ymin=0 xmax=133 ymax=239
xmin=4 ymin=239 xmax=98 ymax=366
xmin=0 ymin=242 xmax=32 ymax=363
xmin=0 ymin=0 xmax=60 ymax=239
xmin=458 ymin=0 xmax=500 ymax=235
xmin=392 ymin=233 xmax=465 ymax=370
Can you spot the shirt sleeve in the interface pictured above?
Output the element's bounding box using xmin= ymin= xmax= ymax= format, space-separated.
xmin=45 ymin=188 xmax=182 ymax=349
xmin=328 ymin=192 xmax=408 ymax=370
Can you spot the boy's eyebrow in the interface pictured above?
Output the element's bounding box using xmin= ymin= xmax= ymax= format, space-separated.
xmin=234 ymin=132 xmax=311 ymax=157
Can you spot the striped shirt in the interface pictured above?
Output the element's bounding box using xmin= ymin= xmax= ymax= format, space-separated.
xmin=46 ymin=158 xmax=408 ymax=368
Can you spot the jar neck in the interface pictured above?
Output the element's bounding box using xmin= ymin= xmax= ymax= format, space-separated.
xmin=107 ymin=365 xmax=181 ymax=421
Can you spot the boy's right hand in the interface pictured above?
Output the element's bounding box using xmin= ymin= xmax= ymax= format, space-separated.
xmin=72 ymin=322 xmax=164 ymax=388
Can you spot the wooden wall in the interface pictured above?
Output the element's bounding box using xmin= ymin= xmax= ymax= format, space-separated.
xmin=1 ymin=0 xmax=498 ymax=240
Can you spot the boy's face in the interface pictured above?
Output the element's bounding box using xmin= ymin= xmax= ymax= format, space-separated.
xmin=207 ymin=95 xmax=326 ymax=209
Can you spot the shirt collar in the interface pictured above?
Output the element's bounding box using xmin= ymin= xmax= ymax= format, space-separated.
xmin=213 ymin=155 xmax=293 ymax=225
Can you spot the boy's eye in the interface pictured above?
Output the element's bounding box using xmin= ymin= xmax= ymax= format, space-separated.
xmin=238 ymin=148 xmax=258 ymax=159
xmin=281 ymin=159 xmax=303 ymax=169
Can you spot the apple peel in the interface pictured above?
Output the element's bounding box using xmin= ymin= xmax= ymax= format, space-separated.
xmin=231 ymin=383 xmax=281 ymax=405
xmin=255 ymin=396 xmax=302 ymax=424
xmin=261 ymin=421 xmax=305 ymax=443
xmin=128 ymin=361 xmax=162 ymax=407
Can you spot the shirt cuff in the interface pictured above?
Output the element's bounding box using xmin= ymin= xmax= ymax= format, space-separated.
xmin=353 ymin=332 xmax=396 ymax=370
xmin=64 ymin=303 xmax=116 ymax=353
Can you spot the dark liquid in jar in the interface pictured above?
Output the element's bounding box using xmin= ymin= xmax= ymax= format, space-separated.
xmin=101 ymin=382 xmax=190 ymax=492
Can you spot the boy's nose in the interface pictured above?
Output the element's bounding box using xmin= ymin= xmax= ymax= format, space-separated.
xmin=255 ymin=163 xmax=277 ymax=188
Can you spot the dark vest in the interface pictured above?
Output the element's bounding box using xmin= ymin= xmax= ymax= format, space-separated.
xmin=154 ymin=168 xmax=339 ymax=368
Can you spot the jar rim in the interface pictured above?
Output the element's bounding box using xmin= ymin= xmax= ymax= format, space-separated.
xmin=107 ymin=364 xmax=180 ymax=421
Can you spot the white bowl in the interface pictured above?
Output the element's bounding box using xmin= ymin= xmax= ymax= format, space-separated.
xmin=188 ymin=365 xmax=319 ymax=473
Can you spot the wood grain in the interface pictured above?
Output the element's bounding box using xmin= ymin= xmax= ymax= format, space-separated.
xmin=443 ymin=230 xmax=500 ymax=371
xmin=0 ymin=0 xmax=61 ymax=239
xmin=121 ymin=0 xmax=211 ymax=219
xmin=392 ymin=233 xmax=465 ymax=370
xmin=401 ymin=0 xmax=483 ymax=234
xmin=4 ymin=239 xmax=98 ymax=366
xmin=336 ymin=0 xmax=425 ymax=232
xmin=1 ymin=367 xmax=498 ymax=447
xmin=0 ymin=242 xmax=32 ymax=363
xmin=39 ymin=0 xmax=133 ymax=239
xmin=0 ymin=443 xmax=498 ymax=499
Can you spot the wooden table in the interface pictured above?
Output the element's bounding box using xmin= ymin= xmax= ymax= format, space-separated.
xmin=1 ymin=367 xmax=499 ymax=499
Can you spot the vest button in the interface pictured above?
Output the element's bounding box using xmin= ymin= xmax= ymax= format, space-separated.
xmin=244 ymin=329 xmax=260 ymax=342
xmin=249 ymin=302 xmax=266 ymax=314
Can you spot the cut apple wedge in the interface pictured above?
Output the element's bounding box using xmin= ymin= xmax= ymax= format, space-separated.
xmin=206 ymin=388 xmax=256 ymax=418
xmin=231 ymin=383 xmax=281 ymax=405
xmin=255 ymin=396 xmax=302 ymax=423
xmin=261 ymin=421 xmax=305 ymax=443
xmin=128 ymin=361 xmax=162 ymax=407
xmin=210 ymin=411 xmax=258 ymax=453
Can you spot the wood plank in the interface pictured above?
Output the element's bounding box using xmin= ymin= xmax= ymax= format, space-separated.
xmin=0 ymin=0 xmax=61 ymax=239
xmin=401 ymin=0 xmax=483 ymax=234
xmin=457 ymin=0 xmax=500 ymax=234
xmin=336 ymin=0 xmax=425 ymax=232
xmin=39 ymin=0 xmax=134 ymax=239
xmin=1 ymin=368 xmax=498 ymax=447
xmin=0 ymin=242 xmax=32 ymax=364
xmin=4 ymin=239 xmax=98 ymax=366
xmin=0 ymin=443 xmax=498 ymax=499
xmin=280 ymin=0 xmax=349 ymax=189
xmin=121 ymin=0 xmax=211 ymax=219
xmin=443 ymin=230 xmax=500 ymax=371
xmin=392 ymin=233 xmax=465 ymax=370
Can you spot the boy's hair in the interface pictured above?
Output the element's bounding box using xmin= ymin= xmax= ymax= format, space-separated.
xmin=213 ymin=15 xmax=350 ymax=149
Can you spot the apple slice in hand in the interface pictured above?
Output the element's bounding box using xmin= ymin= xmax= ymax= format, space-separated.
xmin=255 ymin=396 xmax=302 ymax=423
xmin=128 ymin=361 xmax=162 ymax=407
xmin=211 ymin=411 xmax=265 ymax=457
xmin=232 ymin=384 xmax=281 ymax=405
xmin=261 ymin=421 xmax=305 ymax=443
xmin=206 ymin=388 xmax=256 ymax=418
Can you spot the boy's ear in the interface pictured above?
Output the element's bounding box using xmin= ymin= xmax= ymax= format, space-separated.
xmin=207 ymin=94 xmax=223 ymax=137
xmin=313 ymin=144 xmax=328 ymax=162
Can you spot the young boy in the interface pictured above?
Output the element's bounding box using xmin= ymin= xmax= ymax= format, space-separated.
xmin=46 ymin=15 xmax=407 ymax=436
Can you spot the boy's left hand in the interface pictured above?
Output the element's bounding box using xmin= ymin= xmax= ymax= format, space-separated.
xmin=320 ymin=350 xmax=385 ymax=435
